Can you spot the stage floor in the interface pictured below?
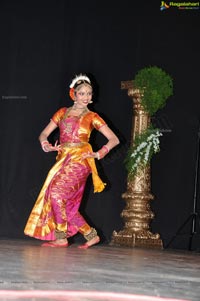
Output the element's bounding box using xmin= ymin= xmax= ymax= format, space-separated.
xmin=0 ymin=239 xmax=199 ymax=301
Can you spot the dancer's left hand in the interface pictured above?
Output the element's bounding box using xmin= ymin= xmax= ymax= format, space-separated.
xmin=81 ymin=151 xmax=98 ymax=160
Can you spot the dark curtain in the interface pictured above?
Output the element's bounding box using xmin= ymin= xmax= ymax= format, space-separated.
xmin=0 ymin=0 xmax=200 ymax=249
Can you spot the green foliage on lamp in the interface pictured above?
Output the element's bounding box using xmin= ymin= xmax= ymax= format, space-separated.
xmin=134 ymin=66 xmax=173 ymax=116
xmin=125 ymin=125 xmax=163 ymax=178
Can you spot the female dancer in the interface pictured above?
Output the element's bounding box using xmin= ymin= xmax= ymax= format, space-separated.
xmin=24 ymin=74 xmax=119 ymax=248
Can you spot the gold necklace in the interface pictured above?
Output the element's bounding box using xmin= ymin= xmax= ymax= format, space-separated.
xmin=72 ymin=105 xmax=86 ymax=111
xmin=64 ymin=106 xmax=89 ymax=119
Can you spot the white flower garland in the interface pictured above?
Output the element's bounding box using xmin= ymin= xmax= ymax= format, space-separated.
xmin=69 ymin=74 xmax=91 ymax=88
xmin=129 ymin=130 xmax=162 ymax=175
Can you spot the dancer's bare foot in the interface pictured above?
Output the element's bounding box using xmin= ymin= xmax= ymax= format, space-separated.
xmin=42 ymin=239 xmax=68 ymax=247
xmin=78 ymin=235 xmax=100 ymax=249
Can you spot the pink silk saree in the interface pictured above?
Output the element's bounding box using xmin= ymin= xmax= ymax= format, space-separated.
xmin=24 ymin=107 xmax=106 ymax=240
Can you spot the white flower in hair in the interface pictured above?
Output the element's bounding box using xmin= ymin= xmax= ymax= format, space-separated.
xmin=69 ymin=74 xmax=91 ymax=88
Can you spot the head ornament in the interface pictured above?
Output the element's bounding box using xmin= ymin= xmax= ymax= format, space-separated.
xmin=69 ymin=74 xmax=91 ymax=88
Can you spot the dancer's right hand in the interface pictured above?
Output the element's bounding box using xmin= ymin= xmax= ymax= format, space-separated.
xmin=41 ymin=140 xmax=61 ymax=152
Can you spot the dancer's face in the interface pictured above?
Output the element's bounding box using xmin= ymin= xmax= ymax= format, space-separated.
xmin=74 ymin=84 xmax=93 ymax=108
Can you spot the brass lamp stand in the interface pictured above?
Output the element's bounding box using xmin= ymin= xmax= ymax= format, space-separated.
xmin=111 ymin=81 xmax=163 ymax=249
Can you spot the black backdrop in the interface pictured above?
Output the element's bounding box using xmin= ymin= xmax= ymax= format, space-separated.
xmin=0 ymin=0 xmax=200 ymax=250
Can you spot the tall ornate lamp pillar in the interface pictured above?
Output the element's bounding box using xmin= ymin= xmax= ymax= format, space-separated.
xmin=111 ymin=81 xmax=163 ymax=248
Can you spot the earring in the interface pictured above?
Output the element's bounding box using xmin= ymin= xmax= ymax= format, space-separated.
xmin=89 ymin=100 xmax=93 ymax=104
